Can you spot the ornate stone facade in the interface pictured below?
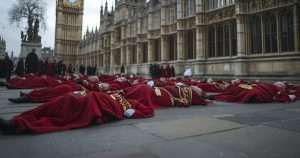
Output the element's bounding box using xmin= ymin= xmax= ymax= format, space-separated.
xmin=55 ymin=0 xmax=84 ymax=65
xmin=0 ymin=36 xmax=6 ymax=59
xmin=78 ymin=0 xmax=300 ymax=81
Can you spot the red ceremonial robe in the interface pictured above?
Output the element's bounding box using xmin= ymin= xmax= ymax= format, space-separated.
xmin=23 ymin=83 xmax=81 ymax=102
xmin=7 ymin=75 xmax=61 ymax=89
xmin=124 ymin=84 xmax=173 ymax=109
xmin=195 ymin=83 xmax=224 ymax=93
xmin=125 ymin=85 xmax=208 ymax=108
xmin=12 ymin=92 xmax=154 ymax=134
xmin=214 ymin=83 xmax=291 ymax=103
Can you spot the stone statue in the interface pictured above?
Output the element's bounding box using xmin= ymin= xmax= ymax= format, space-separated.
xmin=22 ymin=17 xmax=41 ymax=43
xmin=33 ymin=18 xmax=40 ymax=42
xmin=27 ymin=16 xmax=34 ymax=42
xmin=21 ymin=31 xmax=25 ymax=42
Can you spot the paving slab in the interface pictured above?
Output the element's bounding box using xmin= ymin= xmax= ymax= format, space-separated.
xmin=265 ymin=118 xmax=300 ymax=133
xmin=136 ymin=116 xmax=243 ymax=140
xmin=0 ymin=87 xmax=299 ymax=158
xmin=148 ymin=126 xmax=300 ymax=158
xmin=219 ymin=107 xmax=300 ymax=125
xmin=0 ymin=124 xmax=163 ymax=158
xmin=76 ymin=148 xmax=159 ymax=158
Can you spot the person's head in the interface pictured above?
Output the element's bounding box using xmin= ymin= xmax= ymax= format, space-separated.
xmin=207 ymin=78 xmax=214 ymax=83
xmin=132 ymin=79 xmax=139 ymax=85
xmin=176 ymin=82 xmax=185 ymax=87
xmin=274 ymin=81 xmax=286 ymax=89
xmin=147 ymin=80 xmax=155 ymax=87
xmin=88 ymin=76 xmax=99 ymax=82
xmin=116 ymin=77 xmax=127 ymax=82
xmin=160 ymin=77 xmax=166 ymax=82
xmin=98 ymin=83 xmax=110 ymax=91
xmin=231 ymin=78 xmax=241 ymax=85
xmin=183 ymin=68 xmax=192 ymax=78
xmin=72 ymin=74 xmax=80 ymax=80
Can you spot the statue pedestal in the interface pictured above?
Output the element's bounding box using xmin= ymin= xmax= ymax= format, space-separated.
xmin=20 ymin=41 xmax=42 ymax=59
xmin=0 ymin=53 xmax=5 ymax=60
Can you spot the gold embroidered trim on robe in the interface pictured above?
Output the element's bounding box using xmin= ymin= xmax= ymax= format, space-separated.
xmin=156 ymin=87 xmax=175 ymax=106
xmin=173 ymin=87 xmax=193 ymax=106
xmin=110 ymin=94 xmax=132 ymax=111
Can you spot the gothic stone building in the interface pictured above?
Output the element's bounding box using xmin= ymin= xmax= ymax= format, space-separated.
xmin=77 ymin=0 xmax=299 ymax=81
xmin=0 ymin=36 xmax=6 ymax=59
xmin=55 ymin=0 xmax=84 ymax=65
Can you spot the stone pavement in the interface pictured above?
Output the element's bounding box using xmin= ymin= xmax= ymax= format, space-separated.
xmin=0 ymin=87 xmax=300 ymax=158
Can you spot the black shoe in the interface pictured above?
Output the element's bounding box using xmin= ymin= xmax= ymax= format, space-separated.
xmin=19 ymin=91 xmax=27 ymax=97
xmin=8 ymin=97 xmax=31 ymax=103
xmin=0 ymin=118 xmax=16 ymax=135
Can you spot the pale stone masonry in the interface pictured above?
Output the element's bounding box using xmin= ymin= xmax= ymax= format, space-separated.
xmin=58 ymin=0 xmax=300 ymax=81
xmin=55 ymin=0 xmax=84 ymax=65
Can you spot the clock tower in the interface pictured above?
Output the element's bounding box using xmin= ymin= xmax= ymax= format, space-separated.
xmin=55 ymin=0 xmax=84 ymax=65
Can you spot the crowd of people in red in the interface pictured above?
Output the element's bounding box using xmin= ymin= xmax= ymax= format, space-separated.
xmin=0 ymin=71 xmax=299 ymax=135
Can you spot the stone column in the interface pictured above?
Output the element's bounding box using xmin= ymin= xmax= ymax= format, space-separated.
xmin=294 ymin=4 xmax=300 ymax=52
xmin=126 ymin=46 xmax=131 ymax=65
xmin=136 ymin=43 xmax=143 ymax=64
xmin=177 ymin=31 xmax=185 ymax=60
xmin=196 ymin=0 xmax=206 ymax=59
xmin=102 ymin=53 xmax=106 ymax=67
xmin=276 ymin=11 xmax=281 ymax=53
xmin=121 ymin=46 xmax=126 ymax=65
xmin=196 ymin=26 xmax=206 ymax=59
xmin=110 ymin=51 xmax=115 ymax=66
xmin=236 ymin=15 xmax=247 ymax=56
xmin=235 ymin=3 xmax=249 ymax=76
xmin=148 ymin=40 xmax=154 ymax=63
xmin=177 ymin=0 xmax=183 ymax=19
xmin=261 ymin=15 xmax=266 ymax=54
xmin=103 ymin=53 xmax=106 ymax=67
xmin=161 ymin=35 xmax=169 ymax=61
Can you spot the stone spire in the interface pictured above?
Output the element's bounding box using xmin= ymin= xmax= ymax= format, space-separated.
xmin=100 ymin=6 xmax=103 ymax=16
xmin=104 ymin=0 xmax=108 ymax=14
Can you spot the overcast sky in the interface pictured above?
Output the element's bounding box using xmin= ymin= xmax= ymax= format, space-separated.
xmin=0 ymin=0 xmax=114 ymax=57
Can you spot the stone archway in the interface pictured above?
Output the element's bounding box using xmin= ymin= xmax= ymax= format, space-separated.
xmin=25 ymin=50 xmax=39 ymax=74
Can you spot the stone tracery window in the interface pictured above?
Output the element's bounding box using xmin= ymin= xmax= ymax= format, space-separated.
xmin=208 ymin=20 xmax=237 ymax=57
xmin=183 ymin=0 xmax=196 ymax=17
xmin=169 ymin=34 xmax=177 ymax=61
xmin=208 ymin=26 xmax=216 ymax=57
xmin=186 ymin=29 xmax=196 ymax=59
xmin=264 ymin=13 xmax=278 ymax=53
xmin=131 ymin=45 xmax=137 ymax=64
xmin=142 ymin=42 xmax=148 ymax=63
xmin=280 ymin=9 xmax=294 ymax=52
xmin=208 ymin=0 xmax=235 ymax=10
xmin=153 ymin=39 xmax=161 ymax=62
xmin=250 ymin=15 xmax=262 ymax=54
xmin=249 ymin=8 xmax=295 ymax=54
